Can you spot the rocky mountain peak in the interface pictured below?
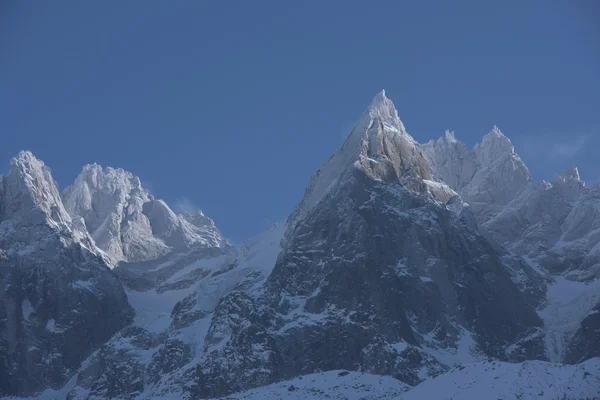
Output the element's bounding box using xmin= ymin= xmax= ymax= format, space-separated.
xmin=555 ymin=164 xmax=582 ymax=183
xmin=552 ymin=164 xmax=585 ymax=202
xmin=289 ymin=91 xmax=431 ymax=228
xmin=0 ymin=151 xmax=107 ymax=260
xmin=0 ymin=153 xmax=133 ymax=396
xmin=363 ymin=89 xmax=407 ymax=133
xmin=444 ymin=129 xmax=458 ymax=143
xmin=63 ymin=162 xmax=224 ymax=264
xmin=1 ymin=151 xmax=72 ymax=228
xmin=475 ymin=125 xmax=517 ymax=165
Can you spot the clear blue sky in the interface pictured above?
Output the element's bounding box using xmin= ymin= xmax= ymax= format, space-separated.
xmin=1 ymin=1 xmax=599 ymax=242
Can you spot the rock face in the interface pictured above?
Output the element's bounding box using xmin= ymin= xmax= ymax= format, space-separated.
xmin=63 ymin=164 xmax=225 ymax=265
xmin=0 ymin=152 xmax=133 ymax=397
xmin=564 ymin=300 xmax=600 ymax=363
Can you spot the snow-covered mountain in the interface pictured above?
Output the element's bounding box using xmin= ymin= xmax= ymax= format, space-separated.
xmin=1 ymin=91 xmax=599 ymax=400
xmin=0 ymin=152 xmax=132 ymax=396
xmin=63 ymin=164 xmax=225 ymax=265
xmin=188 ymin=90 xmax=550 ymax=398
xmin=424 ymin=125 xmax=600 ymax=364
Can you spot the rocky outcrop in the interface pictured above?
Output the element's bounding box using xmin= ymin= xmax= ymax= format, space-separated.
xmin=564 ymin=301 xmax=600 ymax=364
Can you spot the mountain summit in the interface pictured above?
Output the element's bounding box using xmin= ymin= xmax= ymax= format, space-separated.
xmin=290 ymin=90 xmax=430 ymax=227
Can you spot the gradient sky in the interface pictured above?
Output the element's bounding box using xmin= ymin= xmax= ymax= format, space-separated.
xmin=1 ymin=1 xmax=599 ymax=242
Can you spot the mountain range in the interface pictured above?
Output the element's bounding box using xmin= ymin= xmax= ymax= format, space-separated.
xmin=1 ymin=91 xmax=598 ymax=399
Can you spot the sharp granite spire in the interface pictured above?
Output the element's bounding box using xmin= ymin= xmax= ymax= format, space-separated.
xmin=288 ymin=90 xmax=430 ymax=227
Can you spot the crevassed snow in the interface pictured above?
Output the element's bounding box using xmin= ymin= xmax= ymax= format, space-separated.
xmin=400 ymin=357 xmax=600 ymax=400
xmin=538 ymin=275 xmax=600 ymax=362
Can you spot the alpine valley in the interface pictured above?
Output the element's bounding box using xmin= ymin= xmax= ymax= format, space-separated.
xmin=1 ymin=91 xmax=598 ymax=399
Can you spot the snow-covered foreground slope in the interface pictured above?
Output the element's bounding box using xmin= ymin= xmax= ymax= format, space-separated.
xmin=205 ymin=370 xmax=411 ymax=400
xmin=401 ymin=357 xmax=600 ymax=400
xmin=4 ymin=358 xmax=599 ymax=400
xmin=194 ymin=358 xmax=600 ymax=400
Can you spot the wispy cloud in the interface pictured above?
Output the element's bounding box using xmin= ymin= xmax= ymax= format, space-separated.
xmin=515 ymin=132 xmax=592 ymax=160
xmin=173 ymin=197 xmax=198 ymax=213
xmin=511 ymin=126 xmax=599 ymax=182
xmin=551 ymin=135 xmax=588 ymax=159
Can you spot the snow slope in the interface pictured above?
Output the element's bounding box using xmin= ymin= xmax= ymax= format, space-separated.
xmin=4 ymin=359 xmax=599 ymax=400
xmin=205 ymin=370 xmax=411 ymax=400
xmin=400 ymin=357 xmax=600 ymax=400
xmin=158 ymin=358 xmax=600 ymax=400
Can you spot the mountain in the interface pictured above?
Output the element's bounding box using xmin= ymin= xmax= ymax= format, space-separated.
xmin=1 ymin=91 xmax=599 ymax=400
xmin=423 ymin=127 xmax=532 ymax=223
xmin=62 ymin=164 xmax=225 ymax=265
xmin=188 ymin=91 xmax=551 ymax=398
xmin=63 ymin=223 xmax=285 ymax=399
xmin=424 ymin=127 xmax=600 ymax=364
xmin=0 ymin=152 xmax=132 ymax=396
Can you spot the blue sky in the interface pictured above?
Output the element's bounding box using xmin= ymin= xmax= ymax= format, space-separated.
xmin=1 ymin=1 xmax=599 ymax=242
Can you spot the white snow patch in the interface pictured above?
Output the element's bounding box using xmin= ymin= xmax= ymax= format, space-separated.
xmin=45 ymin=318 xmax=64 ymax=333
xmin=21 ymin=299 xmax=33 ymax=320
xmin=391 ymin=340 xmax=408 ymax=353
xmin=421 ymin=329 xmax=481 ymax=366
xmin=394 ymin=259 xmax=411 ymax=277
